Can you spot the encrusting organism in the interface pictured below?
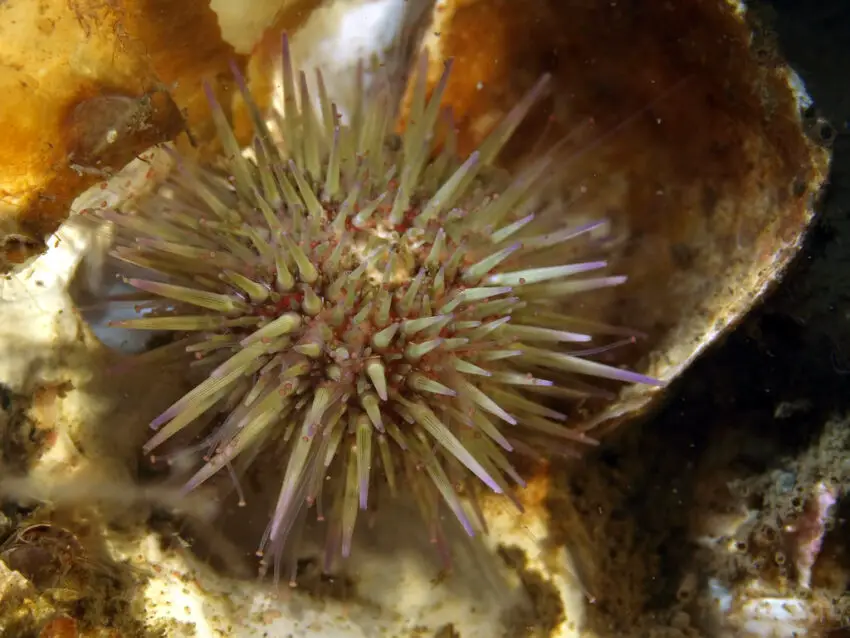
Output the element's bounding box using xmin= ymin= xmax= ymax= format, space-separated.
xmin=96 ymin=34 xmax=662 ymax=582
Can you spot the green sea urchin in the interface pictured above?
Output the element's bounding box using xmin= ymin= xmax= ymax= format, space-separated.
xmin=101 ymin=35 xmax=660 ymax=580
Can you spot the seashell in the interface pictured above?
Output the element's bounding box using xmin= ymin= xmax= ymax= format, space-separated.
xmin=399 ymin=0 xmax=831 ymax=435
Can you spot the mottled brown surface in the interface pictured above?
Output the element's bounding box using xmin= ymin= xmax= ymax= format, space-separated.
xmin=404 ymin=0 xmax=830 ymax=436
xmin=0 ymin=0 xmax=241 ymax=268
xmin=119 ymin=0 xmax=247 ymax=152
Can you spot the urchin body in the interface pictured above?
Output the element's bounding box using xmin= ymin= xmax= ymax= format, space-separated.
xmin=103 ymin=37 xmax=658 ymax=580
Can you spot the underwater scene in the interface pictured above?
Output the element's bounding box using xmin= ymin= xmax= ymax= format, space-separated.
xmin=0 ymin=0 xmax=847 ymax=636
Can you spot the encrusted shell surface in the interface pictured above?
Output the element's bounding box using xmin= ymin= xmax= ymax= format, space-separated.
xmin=398 ymin=0 xmax=830 ymax=434
xmin=0 ymin=0 xmax=241 ymax=267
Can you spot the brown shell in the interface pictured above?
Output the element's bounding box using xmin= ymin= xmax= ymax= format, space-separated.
xmin=401 ymin=0 xmax=830 ymax=434
xmin=0 ymin=0 xmax=242 ymax=268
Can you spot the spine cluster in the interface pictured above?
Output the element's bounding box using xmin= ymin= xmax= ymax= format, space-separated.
xmin=102 ymin=35 xmax=660 ymax=581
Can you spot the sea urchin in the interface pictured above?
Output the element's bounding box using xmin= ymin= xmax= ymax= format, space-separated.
xmin=100 ymin=36 xmax=660 ymax=581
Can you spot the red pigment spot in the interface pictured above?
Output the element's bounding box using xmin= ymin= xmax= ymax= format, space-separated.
xmin=39 ymin=616 xmax=77 ymax=638
xmin=44 ymin=430 xmax=58 ymax=449
xmin=258 ymin=292 xmax=303 ymax=317
xmin=281 ymin=293 xmax=303 ymax=309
